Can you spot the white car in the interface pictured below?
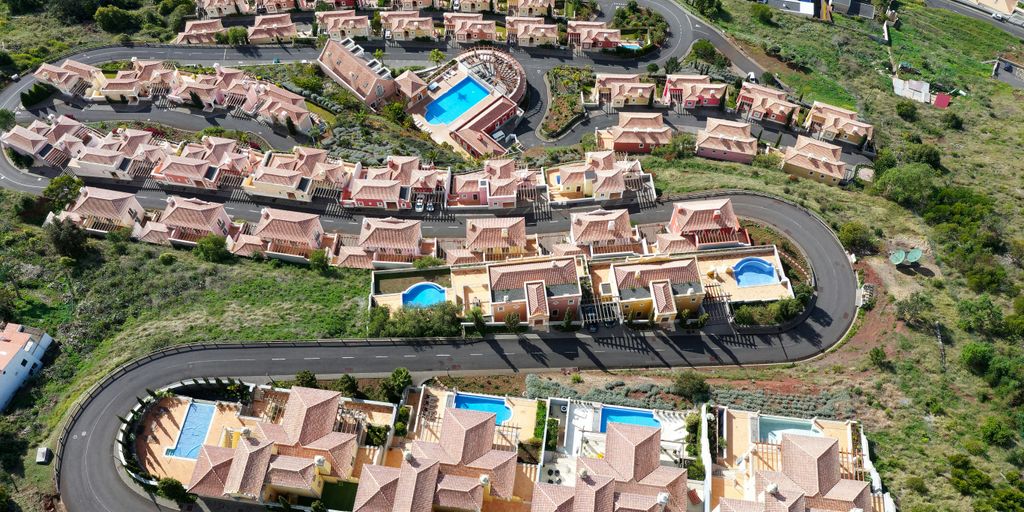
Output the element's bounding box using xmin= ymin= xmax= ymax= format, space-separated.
xmin=415 ymin=198 xmax=425 ymax=213
xmin=992 ymin=13 xmax=1007 ymax=21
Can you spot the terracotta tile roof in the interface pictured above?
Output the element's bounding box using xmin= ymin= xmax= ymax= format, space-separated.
xmin=158 ymin=155 xmax=214 ymax=179
xmin=453 ymin=96 xmax=518 ymax=156
xmin=350 ymin=179 xmax=402 ymax=202
xmin=445 ymin=248 xmax=481 ymax=266
xmin=248 ymin=14 xmax=297 ymax=40
xmin=133 ymin=221 xmax=171 ymax=245
xmin=568 ymin=21 xmax=621 ymax=45
xmin=222 ymin=436 xmax=274 ymax=498
xmin=807 ymin=101 xmax=873 ymax=140
xmin=551 ymin=243 xmax=584 ymax=257
xmin=525 ymin=280 xmax=549 ymax=317
xmin=465 ymin=217 xmax=526 ymax=252
xmin=393 ymin=455 xmax=440 ymax=512
xmin=265 ymin=455 xmax=317 ymax=490
xmin=670 ymin=198 xmax=740 ymax=233
xmin=570 ymin=209 xmax=633 ymax=244
xmin=358 ymin=217 xmax=422 ymax=251
xmin=780 ymin=434 xmax=840 ymax=497
xmin=715 ymin=498 xmax=770 ymax=512
xmin=655 ymin=234 xmax=697 ymax=255
xmin=599 ymin=112 xmax=673 ymax=147
xmin=664 ymin=74 xmax=726 ymax=102
xmin=531 ymin=482 xmax=576 ymax=512
xmin=613 ymin=259 xmax=700 ymax=291
xmin=337 ymin=246 xmax=375 ymax=269
xmin=571 ymin=473 xmax=616 ymax=512
xmin=593 ymin=168 xmax=625 ymax=196
xmin=605 ymin=422 xmax=661 ymax=481
xmin=161 ymin=196 xmax=229 ymax=233
xmin=353 ymin=464 xmax=401 ymax=511
xmin=489 ymin=258 xmax=578 ymax=291
xmin=381 ymin=10 xmax=434 ymax=31
xmin=595 ymin=74 xmax=655 ymax=103
xmin=317 ymin=39 xmax=394 ymax=103
xmin=613 ymin=492 xmax=661 ymax=511
xmin=1 ymin=125 xmax=47 ymax=155
xmin=317 ymin=10 xmax=369 ymax=34
xmin=650 ymin=280 xmax=676 ymax=315
xmin=280 ymin=386 xmax=342 ymax=446
xmin=395 ymin=70 xmax=427 ymax=98
xmin=738 ymin=82 xmax=799 ymax=117
xmin=434 ymin=474 xmax=484 ymax=511
xmin=508 ymin=17 xmax=557 ymax=39
xmin=227 ymin=233 xmax=267 ymax=257
xmin=696 ymin=118 xmax=757 ymax=156
xmin=253 ymin=166 xmax=303 ymax=187
xmin=65 ymin=187 xmax=139 ymax=222
xmin=782 ymin=135 xmax=847 ymax=180
xmin=253 ymin=208 xmax=323 ymax=246
xmin=186 ymin=445 xmax=235 ymax=496
xmin=438 ymin=407 xmax=494 ymax=464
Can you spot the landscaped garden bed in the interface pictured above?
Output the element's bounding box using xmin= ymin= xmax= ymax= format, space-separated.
xmin=540 ymin=66 xmax=595 ymax=138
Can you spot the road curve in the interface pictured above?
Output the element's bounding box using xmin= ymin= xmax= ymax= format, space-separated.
xmin=55 ymin=191 xmax=856 ymax=512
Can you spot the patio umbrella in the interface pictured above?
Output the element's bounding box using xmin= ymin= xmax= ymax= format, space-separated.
xmin=889 ymin=249 xmax=906 ymax=265
xmin=906 ymin=248 xmax=923 ymax=263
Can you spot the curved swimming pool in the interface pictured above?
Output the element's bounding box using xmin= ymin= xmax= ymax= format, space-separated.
xmin=402 ymin=282 xmax=446 ymax=307
xmin=732 ymin=257 xmax=777 ymax=287
xmin=454 ymin=393 xmax=512 ymax=424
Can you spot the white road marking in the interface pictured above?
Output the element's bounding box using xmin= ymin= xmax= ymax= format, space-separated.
xmin=271 ymin=357 xmax=286 ymax=361
xmin=470 ymin=353 xmax=483 ymax=356
xmin=342 ymin=356 xmax=354 ymax=359
xmin=303 ymin=357 xmax=321 ymax=360
xmin=375 ymin=355 xmax=388 ymax=358
xmin=403 ymin=355 xmax=416 ymax=358
xmin=435 ymin=354 xmax=450 ymax=357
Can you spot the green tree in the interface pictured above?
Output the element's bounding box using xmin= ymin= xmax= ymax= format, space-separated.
xmin=903 ymin=143 xmax=941 ymax=169
xmin=311 ymin=501 xmax=327 ymax=512
xmin=562 ymin=308 xmax=575 ymax=330
xmin=46 ymin=217 xmax=88 ymax=258
xmin=42 ymin=175 xmax=83 ymax=212
xmin=157 ymin=477 xmax=192 ymax=503
xmin=837 ymin=221 xmax=876 ymax=255
xmin=381 ymin=101 xmax=408 ymax=125
xmin=691 ymin=0 xmax=722 ymax=18
xmin=672 ymin=371 xmax=710 ymax=403
xmin=895 ymin=100 xmax=918 ymax=122
xmin=413 ymin=256 xmax=445 ymax=269
xmin=960 ymin=341 xmax=994 ymax=375
xmin=751 ymin=3 xmax=773 ymax=24
xmin=167 ymin=3 xmax=191 ymax=32
xmin=193 ymin=234 xmax=230 ymax=263
xmin=956 ymin=295 xmax=1005 ymax=336
xmin=5 ymin=0 xmax=43 ymax=15
xmin=371 ymin=11 xmax=382 ymax=33
xmin=895 ymin=291 xmax=933 ymax=327
xmin=331 ymin=374 xmax=359 ymax=396
xmin=367 ymin=306 xmax=390 ymax=337
xmin=872 ymin=163 xmax=935 ymax=210
xmin=294 ymin=370 xmax=319 ymax=389
xmin=429 ymin=48 xmax=446 ymax=66
xmin=470 ymin=306 xmax=487 ymax=336
xmin=646 ymin=62 xmax=659 ymax=74
xmin=505 ymin=311 xmax=521 ymax=332
xmin=373 ymin=48 xmax=385 ymax=63
xmin=225 ymin=26 xmax=249 ymax=45
xmin=0 ymin=286 xmax=17 ymax=322
xmin=285 ymin=115 xmax=297 ymax=135
xmin=0 ymin=109 xmax=14 ymax=131
xmin=664 ymin=56 xmax=681 ymax=74
xmin=380 ymin=367 xmax=412 ymax=403
xmin=980 ymin=416 xmax=1014 ymax=446
xmin=95 ymin=5 xmax=141 ymax=33
xmin=942 ymin=111 xmax=963 ymax=130
xmin=309 ymin=248 xmax=329 ymax=274
xmin=869 ymin=346 xmax=889 ymax=369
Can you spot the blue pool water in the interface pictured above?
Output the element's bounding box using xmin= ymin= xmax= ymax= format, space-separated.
xmin=424 ymin=77 xmax=489 ymax=125
xmin=758 ymin=415 xmax=820 ymax=444
xmin=454 ymin=393 xmax=512 ymax=424
xmin=732 ymin=257 xmax=777 ymax=287
xmin=165 ymin=402 xmax=215 ymax=459
xmin=600 ymin=406 xmax=660 ymax=432
xmin=402 ymin=282 xmax=446 ymax=307
xmin=619 ymin=43 xmax=643 ymax=50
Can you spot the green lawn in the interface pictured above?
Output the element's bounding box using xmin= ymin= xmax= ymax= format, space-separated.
xmin=320 ymin=481 xmax=359 ymax=511
xmin=375 ymin=268 xmax=453 ymax=294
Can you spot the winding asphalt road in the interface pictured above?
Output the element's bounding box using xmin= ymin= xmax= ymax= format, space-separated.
xmin=54 ymin=190 xmax=857 ymax=512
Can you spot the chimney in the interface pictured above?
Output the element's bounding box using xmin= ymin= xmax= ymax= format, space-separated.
xmin=656 ymin=492 xmax=670 ymax=511
xmin=713 ymin=209 xmax=722 ymax=220
xmin=766 ymin=483 xmax=779 ymax=497
xmin=607 ymin=220 xmax=615 ymax=232
xmin=403 ymin=449 xmax=414 ymax=462
xmin=500 ymin=228 xmax=509 ymax=238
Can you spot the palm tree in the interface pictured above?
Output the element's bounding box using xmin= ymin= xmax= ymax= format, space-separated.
xmin=429 ymin=48 xmax=446 ymax=67
xmin=373 ymin=49 xmax=385 ymax=63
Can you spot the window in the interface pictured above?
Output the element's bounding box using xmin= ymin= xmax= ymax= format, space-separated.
xmin=128 ymin=208 xmax=138 ymax=219
xmin=551 ymin=309 xmax=558 ymax=317
xmin=20 ymin=359 xmax=27 ymax=367
xmin=623 ymin=304 xmax=630 ymax=309
xmin=691 ymin=297 xmax=696 ymax=302
xmin=639 ymin=143 xmax=644 ymax=149
xmin=497 ymin=306 xmax=504 ymax=312
xmin=568 ymin=299 xmax=574 ymax=305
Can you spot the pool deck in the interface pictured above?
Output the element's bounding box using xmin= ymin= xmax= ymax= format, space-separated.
xmin=450 ymin=265 xmax=492 ymax=317
xmin=696 ymin=246 xmax=793 ymax=303
xmin=407 ymin=66 xmax=506 ymax=158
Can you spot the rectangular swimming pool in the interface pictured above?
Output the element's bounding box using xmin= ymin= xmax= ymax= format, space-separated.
xmin=599 ymin=406 xmax=660 ymax=432
xmin=758 ymin=415 xmax=820 ymax=444
xmin=454 ymin=393 xmax=511 ymax=425
xmin=424 ymin=77 xmax=489 ymax=125
xmin=165 ymin=401 xmax=215 ymax=459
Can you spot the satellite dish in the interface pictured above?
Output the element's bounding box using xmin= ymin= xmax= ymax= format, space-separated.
xmin=889 ymin=250 xmax=906 ymax=265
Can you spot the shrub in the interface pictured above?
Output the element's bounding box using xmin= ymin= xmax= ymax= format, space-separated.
xmin=42 ymin=174 xmax=83 ymax=212
xmin=905 ymin=476 xmax=928 ymax=495
xmin=294 ymin=370 xmax=319 ymax=389
xmin=687 ymin=39 xmax=730 ymax=68
xmin=394 ymin=421 xmax=407 ymax=437
xmin=942 ymin=111 xmax=963 ymax=130
xmin=379 ymin=367 xmax=412 ymax=403
xmin=331 ymin=374 xmax=359 ymax=396
xmin=751 ymin=153 xmax=781 ymax=169
xmin=194 ymin=234 xmax=231 ymax=263
xmin=963 ymin=438 xmax=987 ymax=456
xmin=156 ymin=477 xmax=193 ymax=503
xmin=95 ymin=5 xmax=142 ymax=33
xmin=570 ymin=373 xmax=583 ymax=384
xmin=980 ymin=416 xmax=1014 ymax=447
xmin=673 ymin=371 xmax=710 ymax=403
xmin=956 ymin=295 xmax=1005 ymax=336
xmin=413 ymin=256 xmax=446 ymax=269
xmin=46 ymin=217 xmax=88 ymax=258
xmin=895 ymin=100 xmax=918 ymax=122
xmin=309 ymin=249 xmax=329 ymax=274
xmin=6 ymin=148 xmax=34 ymax=169
xmin=158 ymin=252 xmax=177 ymax=265
xmin=960 ymin=342 xmax=994 ymax=375
xmin=872 ymin=163 xmax=935 ymax=210
xmin=948 ymin=454 xmax=991 ymax=495
xmin=869 ymin=346 xmax=888 ymax=369
xmin=364 ymin=424 xmax=390 ymax=446
xmin=20 ymin=82 xmax=57 ymax=108
xmin=751 ymin=3 xmax=774 ymax=23
xmin=895 ymin=291 xmax=933 ymax=327
xmin=837 ymin=221 xmax=876 ymax=255
xmin=505 ymin=312 xmax=521 ymax=332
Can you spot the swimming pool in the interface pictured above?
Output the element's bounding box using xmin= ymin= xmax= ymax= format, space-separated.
xmin=732 ymin=257 xmax=777 ymax=287
xmin=424 ymin=77 xmax=489 ymax=125
xmin=599 ymin=406 xmax=660 ymax=432
xmin=619 ymin=43 xmax=643 ymax=50
xmin=454 ymin=393 xmax=512 ymax=424
xmin=758 ymin=415 xmax=821 ymax=444
xmin=165 ymin=401 xmax=215 ymax=459
xmin=402 ymin=282 xmax=446 ymax=308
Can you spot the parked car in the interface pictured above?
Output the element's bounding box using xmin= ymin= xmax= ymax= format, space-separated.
xmin=426 ymin=202 xmax=435 ymax=212
xmin=587 ymin=322 xmax=599 ymax=334
xmin=10 ymin=74 xmax=19 ymax=81
xmin=1005 ymin=62 xmax=1014 ymax=72
xmin=415 ymin=198 xmax=425 ymax=213
xmin=992 ymin=13 xmax=1007 ymax=21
